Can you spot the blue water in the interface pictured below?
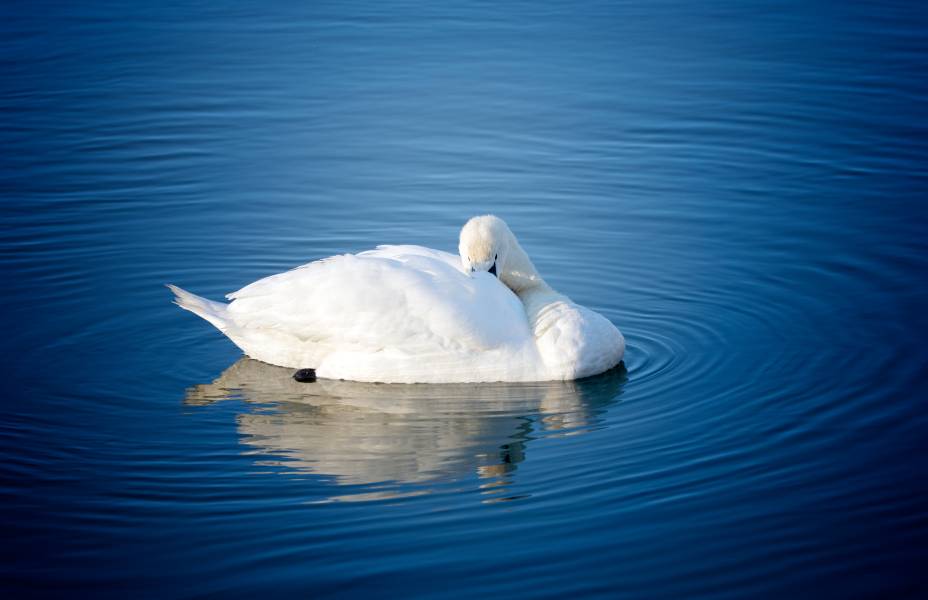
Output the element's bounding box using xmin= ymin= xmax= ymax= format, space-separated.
xmin=3 ymin=1 xmax=927 ymax=597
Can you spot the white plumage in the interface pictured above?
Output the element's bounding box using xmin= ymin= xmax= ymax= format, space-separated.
xmin=169 ymin=215 xmax=624 ymax=383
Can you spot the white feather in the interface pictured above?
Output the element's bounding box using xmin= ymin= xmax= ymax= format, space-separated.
xmin=168 ymin=217 xmax=624 ymax=383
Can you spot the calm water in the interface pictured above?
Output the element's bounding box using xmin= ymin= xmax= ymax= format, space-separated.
xmin=3 ymin=1 xmax=927 ymax=597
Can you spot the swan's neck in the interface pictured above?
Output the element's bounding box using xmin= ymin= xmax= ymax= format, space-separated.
xmin=499 ymin=234 xmax=576 ymax=325
xmin=499 ymin=237 xmax=552 ymax=297
xmin=499 ymin=235 xmax=592 ymax=375
xmin=504 ymin=244 xmax=577 ymax=373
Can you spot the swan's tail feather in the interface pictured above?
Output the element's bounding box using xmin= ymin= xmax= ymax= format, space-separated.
xmin=167 ymin=284 xmax=232 ymax=332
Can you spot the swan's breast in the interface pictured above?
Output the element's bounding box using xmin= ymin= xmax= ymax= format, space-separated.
xmin=522 ymin=291 xmax=625 ymax=380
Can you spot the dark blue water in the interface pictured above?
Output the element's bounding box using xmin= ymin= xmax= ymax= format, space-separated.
xmin=3 ymin=1 xmax=927 ymax=597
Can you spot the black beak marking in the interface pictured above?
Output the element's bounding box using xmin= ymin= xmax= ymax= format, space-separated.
xmin=489 ymin=262 xmax=497 ymax=277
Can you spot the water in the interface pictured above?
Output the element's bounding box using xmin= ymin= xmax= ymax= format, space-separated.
xmin=3 ymin=1 xmax=927 ymax=597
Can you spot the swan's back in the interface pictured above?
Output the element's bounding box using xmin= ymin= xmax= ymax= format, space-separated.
xmin=223 ymin=245 xmax=537 ymax=382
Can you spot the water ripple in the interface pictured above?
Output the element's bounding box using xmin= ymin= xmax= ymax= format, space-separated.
xmin=3 ymin=0 xmax=927 ymax=597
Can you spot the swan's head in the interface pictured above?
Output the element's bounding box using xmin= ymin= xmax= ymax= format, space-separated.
xmin=459 ymin=215 xmax=512 ymax=278
xmin=459 ymin=215 xmax=543 ymax=292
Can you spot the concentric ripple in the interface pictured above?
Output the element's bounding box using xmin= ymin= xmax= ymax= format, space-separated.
xmin=3 ymin=1 xmax=927 ymax=598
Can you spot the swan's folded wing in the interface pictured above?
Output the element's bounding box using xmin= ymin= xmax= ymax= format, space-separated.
xmin=225 ymin=246 xmax=530 ymax=357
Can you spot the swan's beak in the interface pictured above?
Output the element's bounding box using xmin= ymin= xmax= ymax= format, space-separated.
xmin=464 ymin=258 xmax=496 ymax=278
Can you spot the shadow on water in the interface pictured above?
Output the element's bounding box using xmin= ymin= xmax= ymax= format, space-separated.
xmin=184 ymin=358 xmax=627 ymax=502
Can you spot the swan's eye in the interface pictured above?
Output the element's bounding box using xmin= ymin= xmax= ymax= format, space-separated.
xmin=489 ymin=254 xmax=498 ymax=277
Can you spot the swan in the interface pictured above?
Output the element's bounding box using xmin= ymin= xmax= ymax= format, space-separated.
xmin=168 ymin=215 xmax=624 ymax=383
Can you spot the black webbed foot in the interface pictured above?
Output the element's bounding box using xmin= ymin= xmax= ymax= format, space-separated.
xmin=293 ymin=368 xmax=317 ymax=383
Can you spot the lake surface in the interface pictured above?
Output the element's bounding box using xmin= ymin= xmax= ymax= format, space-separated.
xmin=3 ymin=1 xmax=927 ymax=597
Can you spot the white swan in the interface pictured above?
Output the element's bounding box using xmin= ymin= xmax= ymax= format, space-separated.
xmin=168 ymin=215 xmax=624 ymax=383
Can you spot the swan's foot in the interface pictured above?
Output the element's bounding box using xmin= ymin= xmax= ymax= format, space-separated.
xmin=293 ymin=368 xmax=317 ymax=383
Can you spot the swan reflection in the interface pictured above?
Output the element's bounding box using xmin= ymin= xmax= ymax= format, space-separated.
xmin=185 ymin=358 xmax=626 ymax=501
